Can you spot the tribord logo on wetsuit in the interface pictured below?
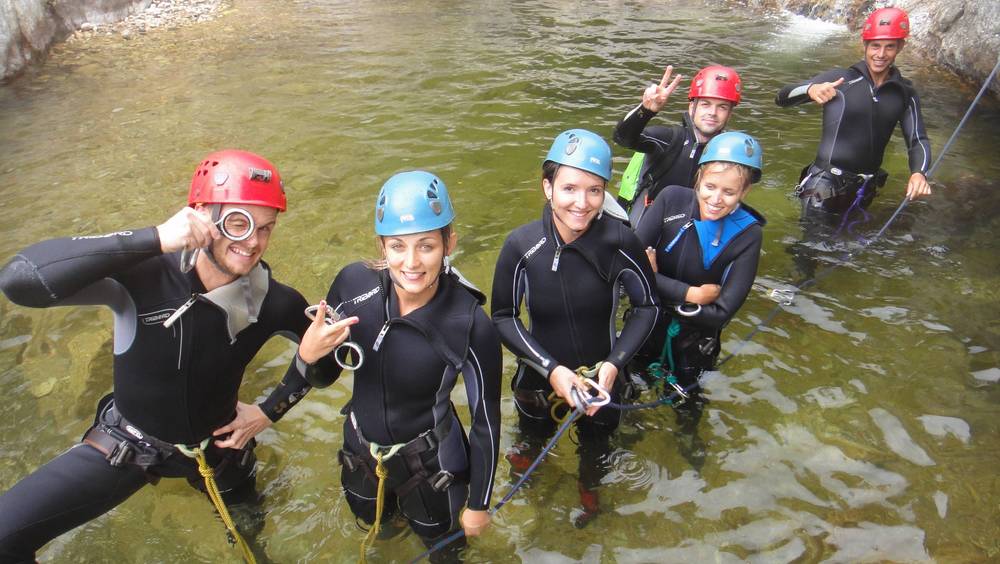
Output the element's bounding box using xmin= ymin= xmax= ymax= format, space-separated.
xmin=347 ymin=285 xmax=381 ymax=307
xmin=663 ymin=213 xmax=686 ymax=224
xmin=141 ymin=309 xmax=175 ymax=325
xmin=523 ymin=237 xmax=547 ymax=261
xmin=71 ymin=231 xmax=134 ymax=240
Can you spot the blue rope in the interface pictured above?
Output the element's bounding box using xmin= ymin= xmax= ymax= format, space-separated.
xmin=719 ymin=55 xmax=1000 ymax=369
xmin=411 ymin=56 xmax=1000 ymax=562
xmin=408 ymin=371 xmax=707 ymax=562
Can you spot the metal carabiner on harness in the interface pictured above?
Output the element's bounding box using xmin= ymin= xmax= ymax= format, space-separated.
xmin=675 ymin=302 xmax=702 ymax=317
xmin=305 ymin=304 xmax=365 ymax=370
xmin=663 ymin=375 xmax=690 ymax=407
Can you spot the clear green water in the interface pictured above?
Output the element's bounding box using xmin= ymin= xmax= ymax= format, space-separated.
xmin=1 ymin=1 xmax=999 ymax=562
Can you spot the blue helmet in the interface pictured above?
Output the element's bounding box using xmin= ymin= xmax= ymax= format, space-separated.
xmin=544 ymin=129 xmax=612 ymax=181
xmin=374 ymin=171 xmax=455 ymax=236
xmin=698 ymin=132 xmax=763 ymax=183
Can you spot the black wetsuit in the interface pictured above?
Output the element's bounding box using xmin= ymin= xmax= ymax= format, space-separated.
xmin=613 ymin=106 xmax=705 ymax=225
xmin=776 ymin=61 xmax=931 ymax=217
xmin=491 ymin=203 xmax=658 ymax=515
xmin=313 ymin=262 xmax=501 ymax=549
xmin=634 ymin=186 xmax=765 ymax=469
xmin=0 ymin=227 xmax=327 ymax=563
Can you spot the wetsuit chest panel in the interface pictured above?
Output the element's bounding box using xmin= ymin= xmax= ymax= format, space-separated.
xmin=111 ymin=257 xmax=301 ymax=444
xmin=524 ymin=247 xmax=615 ymax=368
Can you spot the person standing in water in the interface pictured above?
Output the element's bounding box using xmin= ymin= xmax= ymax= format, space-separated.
xmin=633 ymin=132 xmax=766 ymax=468
xmin=0 ymin=150 xmax=353 ymax=562
xmin=614 ymin=64 xmax=744 ymax=226
xmin=299 ymin=171 xmax=501 ymax=561
xmin=491 ymin=129 xmax=659 ymax=528
xmin=776 ymin=6 xmax=931 ymax=224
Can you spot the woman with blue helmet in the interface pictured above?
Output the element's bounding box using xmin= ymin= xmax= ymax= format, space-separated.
xmin=298 ymin=171 xmax=502 ymax=560
xmin=491 ymin=129 xmax=659 ymax=527
xmin=633 ymin=132 xmax=766 ymax=465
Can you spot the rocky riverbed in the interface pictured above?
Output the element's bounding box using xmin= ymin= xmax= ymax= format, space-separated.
xmin=67 ymin=0 xmax=228 ymax=42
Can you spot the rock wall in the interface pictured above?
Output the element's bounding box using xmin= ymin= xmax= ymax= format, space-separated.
xmin=741 ymin=0 xmax=1000 ymax=97
xmin=0 ymin=0 xmax=150 ymax=81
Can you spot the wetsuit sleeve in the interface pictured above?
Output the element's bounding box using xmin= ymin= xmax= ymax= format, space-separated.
xmin=613 ymin=104 xmax=683 ymax=155
xmin=775 ymin=69 xmax=849 ymax=107
xmin=609 ymin=230 xmax=660 ymax=370
xmin=633 ymin=194 xmax=692 ymax=304
xmin=0 ymin=228 xmax=161 ymax=308
xmin=258 ymin=285 xmax=339 ymax=422
xmin=490 ymin=234 xmax=559 ymax=375
xmin=691 ymin=228 xmax=763 ymax=331
xmin=462 ymin=311 xmax=503 ymax=511
xmin=900 ymin=87 xmax=932 ymax=174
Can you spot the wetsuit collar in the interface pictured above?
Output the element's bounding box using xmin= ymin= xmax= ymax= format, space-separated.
xmin=541 ymin=202 xmax=616 ymax=280
xmin=852 ymin=60 xmax=904 ymax=89
xmin=693 ymin=207 xmax=759 ymax=269
xmin=380 ymin=267 xmax=483 ymax=369
xmin=201 ymin=263 xmax=270 ymax=343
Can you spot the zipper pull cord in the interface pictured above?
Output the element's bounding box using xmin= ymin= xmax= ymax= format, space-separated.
xmin=163 ymin=294 xmax=198 ymax=329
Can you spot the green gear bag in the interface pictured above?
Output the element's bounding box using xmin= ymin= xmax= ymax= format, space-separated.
xmin=617 ymin=152 xmax=646 ymax=203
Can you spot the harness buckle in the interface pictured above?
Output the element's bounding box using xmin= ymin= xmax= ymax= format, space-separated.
xmin=338 ymin=449 xmax=358 ymax=473
xmin=428 ymin=470 xmax=455 ymax=492
xmin=107 ymin=439 xmax=133 ymax=467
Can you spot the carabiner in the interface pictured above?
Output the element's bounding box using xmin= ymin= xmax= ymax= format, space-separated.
xmin=304 ymin=304 xmax=365 ymax=371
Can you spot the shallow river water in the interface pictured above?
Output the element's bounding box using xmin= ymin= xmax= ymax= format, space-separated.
xmin=1 ymin=1 xmax=999 ymax=562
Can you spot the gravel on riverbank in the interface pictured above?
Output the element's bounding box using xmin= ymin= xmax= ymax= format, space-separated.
xmin=68 ymin=0 xmax=230 ymax=42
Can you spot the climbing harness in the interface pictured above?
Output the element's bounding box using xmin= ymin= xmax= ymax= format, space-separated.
xmin=179 ymin=207 xmax=256 ymax=273
xmin=357 ymin=440 xmax=403 ymax=563
xmin=719 ymin=55 xmax=1000 ymax=369
xmin=305 ymin=303 xmax=365 ymax=370
xmin=174 ymin=438 xmax=257 ymax=564
xmin=343 ymin=410 xmax=460 ymax=561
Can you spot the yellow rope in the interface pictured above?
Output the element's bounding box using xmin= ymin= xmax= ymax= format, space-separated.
xmin=359 ymin=452 xmax=390 ymax=563
xmin=176 ymin=441 xmax=257 ymax=564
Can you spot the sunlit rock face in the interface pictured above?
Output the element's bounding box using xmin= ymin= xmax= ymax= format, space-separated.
xmin=1 ymin=0 xmax=147 ymax=80
xmin=740 ymin=0 xmax=1000 ymax=98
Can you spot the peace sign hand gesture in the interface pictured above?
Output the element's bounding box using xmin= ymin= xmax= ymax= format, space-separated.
xmin=641 ymin=65 xmax=684 ymax=113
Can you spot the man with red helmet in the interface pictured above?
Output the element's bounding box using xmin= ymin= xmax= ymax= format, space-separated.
xmin=0 ymin=150 xmax=354 ymax=561
xmin=776 ymin=7 xmax=932 ymax=222
xmin=614 ymin=64 xmax=743 ymax=226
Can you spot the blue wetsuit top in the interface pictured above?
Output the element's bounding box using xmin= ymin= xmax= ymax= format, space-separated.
xmin=635 ymin=185 xmax=766 ymax=331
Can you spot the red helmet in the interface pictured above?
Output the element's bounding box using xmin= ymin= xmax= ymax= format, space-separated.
xmin=688 ymin=65 xmax=742 ymax=105
xmin=188 ymin=150 xmax=287 ymax=211
xmin=862 ymin=7 xmax=909 ymax=41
